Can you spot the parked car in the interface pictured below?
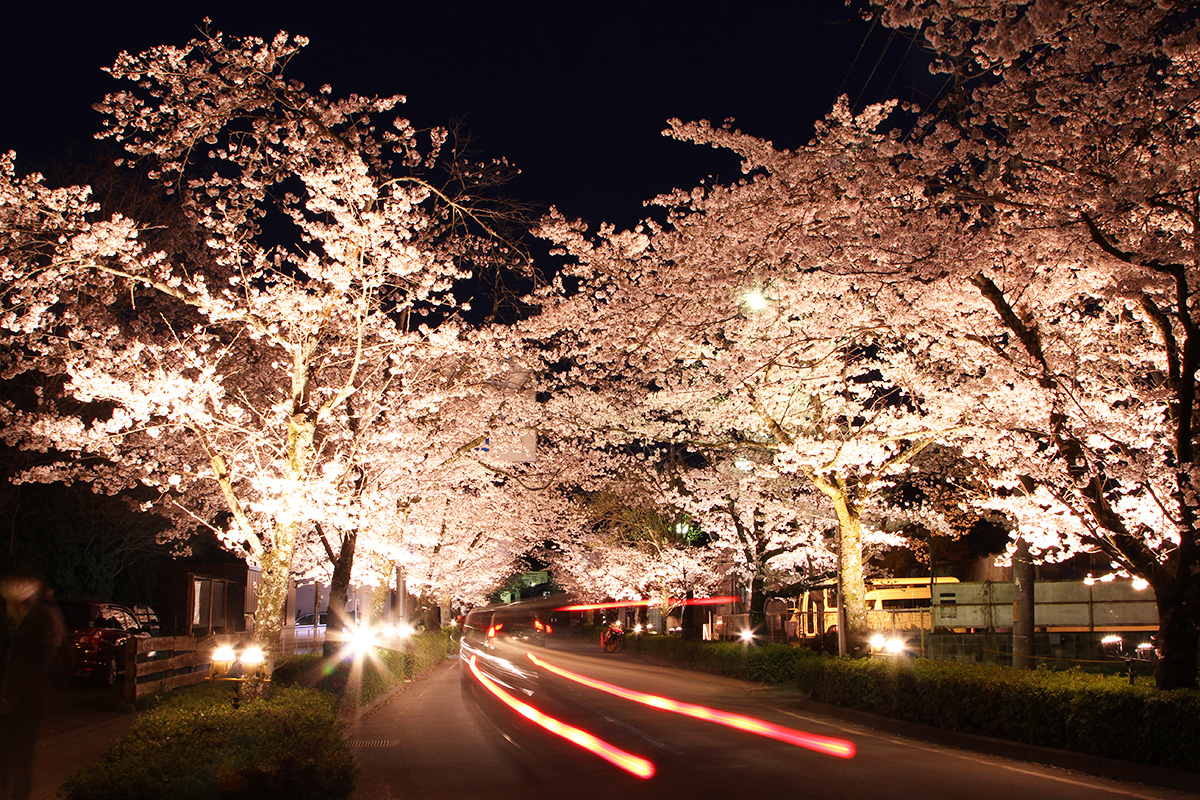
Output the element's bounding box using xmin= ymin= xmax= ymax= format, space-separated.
xmin=294 ymin=610 xmax=357 ymax=642
xmin=58 ymin=599 xmax=152 ymax=686
xmin=126 ymin=602 xmax=161 ymax=636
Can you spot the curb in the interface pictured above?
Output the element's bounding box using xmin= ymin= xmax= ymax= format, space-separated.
xmin=350 ymin=655 xmax=458 ymax=724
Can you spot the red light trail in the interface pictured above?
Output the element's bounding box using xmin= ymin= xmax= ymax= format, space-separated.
xmin=527 ymin=653 xmax=856 ymax=759
xmin=554 ymin=596 xmax=740 ymax=612
xmin=466 ymin=655 xmax=656 ymax=779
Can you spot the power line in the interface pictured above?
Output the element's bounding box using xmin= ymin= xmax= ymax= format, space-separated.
xmin=835 ymin=13 xmax=879 ymax=101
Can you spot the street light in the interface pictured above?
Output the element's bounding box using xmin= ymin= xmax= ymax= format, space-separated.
xmin=743 ymin=288 xmax=770 ymax=312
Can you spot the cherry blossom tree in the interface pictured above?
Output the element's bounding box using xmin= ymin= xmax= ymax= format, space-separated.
xmin=527 ymin=121 xmax=980 ymax=644
xmin=0 ymin=28 xmax=530 ymax=672
xmin=849 ymin=0 xmax=1200 ymax=688
xmin=560 ymin=476 xmax=727 ymax=630
xmin=670 ymin=463 xmax=836 ymax=629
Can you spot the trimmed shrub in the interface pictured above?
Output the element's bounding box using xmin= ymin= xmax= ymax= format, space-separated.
xmin=63 ymin=631 xmax=454 ymax=800
xmin=61 ymin=683 xmax=356 ymax=800
xmin=631 ymin=637 xmax=1200 ymax=772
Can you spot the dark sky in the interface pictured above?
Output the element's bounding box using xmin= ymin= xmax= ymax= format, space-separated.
xmin=1 ymin=1 xmax=929 ymax=227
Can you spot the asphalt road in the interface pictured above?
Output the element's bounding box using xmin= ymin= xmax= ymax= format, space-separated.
xmin=348 ymin=635 xmax=1198 ymax=800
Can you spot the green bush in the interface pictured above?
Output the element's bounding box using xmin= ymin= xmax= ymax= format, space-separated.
xmin=63 ymin=631 xmax=455 ymax=800
xmin=272 ymin=630 xmax=453 ymax=708
xmin=631 ymin=637 xmax=1200 ymax=772
xmin=61 ymin=684 xmax=356 ymax=800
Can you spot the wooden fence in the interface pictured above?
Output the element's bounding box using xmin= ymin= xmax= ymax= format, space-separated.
xmin=121 ymin=629 xmax=328 ymax=706
xmin=122 ymin=633 xmax=240 ymax=707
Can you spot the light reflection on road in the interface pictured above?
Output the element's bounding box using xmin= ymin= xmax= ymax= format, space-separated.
xmin=526 ymin=652 xmax=856 ymax=759
xmin=466 ymin=654 xmax=657 ymax=778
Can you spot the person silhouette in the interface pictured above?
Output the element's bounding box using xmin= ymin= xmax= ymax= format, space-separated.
xmin=0 ymin=570 xmax=65 ymax=800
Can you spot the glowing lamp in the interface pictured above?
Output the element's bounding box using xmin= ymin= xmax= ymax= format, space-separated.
xmin=211 ymin=645 xmax=237 ymax=678
xmin=348 ymin=626 xmax=378 ymax=657
xmin=240 ymin=646 xmax=265 ymax=678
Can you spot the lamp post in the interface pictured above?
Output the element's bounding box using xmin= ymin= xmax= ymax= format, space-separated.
xmin=1101 ymin=635 xmax=1157 ymax=685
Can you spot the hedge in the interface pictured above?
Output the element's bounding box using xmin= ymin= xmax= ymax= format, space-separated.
xmin=60 ymin=684 xmax=356 ymax=800
xmin=629 ymin=636 xmax=1200 ymax=772
xmin=63 ymin=630 xmax=455 ymax=800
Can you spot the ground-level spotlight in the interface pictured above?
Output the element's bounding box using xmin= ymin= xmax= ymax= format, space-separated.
xmin=209 ymin=644 xmax=268 ymax=680
xmin=240 ymin=646 xmax=265 ymax=678
xmin=210 ymin=645 xmax=237 ymax=678
xmin=348 ymin=625 xmax=379 ymax=657
xmin=869 ymin=633 xmax=905 ymax=655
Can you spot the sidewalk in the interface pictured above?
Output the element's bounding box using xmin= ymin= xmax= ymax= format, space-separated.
xmin=31 ymin=712 xmax=136 ymax=800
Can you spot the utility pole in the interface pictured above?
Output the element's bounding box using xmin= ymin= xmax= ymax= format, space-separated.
xmin=927 ymin=531 xmax=937 ymax=658
xmin=836 ymin=528 xmax=847 ymax=657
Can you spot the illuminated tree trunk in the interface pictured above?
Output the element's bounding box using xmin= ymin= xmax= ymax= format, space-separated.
xmin=254 ymin=401 xmax=317 ymax=676
xmin=254 ymin=523 xmax=297 ymax=675
xmin=811 ymin=474 xmax=869 ymax=654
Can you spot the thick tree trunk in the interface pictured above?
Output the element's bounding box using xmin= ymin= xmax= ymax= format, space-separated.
xmin=323 ymin=529 xmax=357 ymax=659
xmin=680 ymin=588 xmax=704 ymax=640
xmin=422 ymin=602 xmax=440 ymax=632
xmin=252 ymin=404 xmax=315 ymax=677
xmin=748 ymin=573 xmax=767 ymax=630
xmin=806 ymin=471 xmax=870 ymax=655
xmin=1153 ymin=582 xmax=1198 ymax=689
xmin=1012 ymin=535 xmax=1035 ymax=669
xmin=829 ymin=492 xmax=868 ymax=655
xmin=253 ymin=520 xmax=299 ymax=678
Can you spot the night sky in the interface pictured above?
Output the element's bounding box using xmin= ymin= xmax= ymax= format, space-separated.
xmin=2 ymin=1 xmax=930 ymax=227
